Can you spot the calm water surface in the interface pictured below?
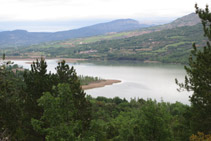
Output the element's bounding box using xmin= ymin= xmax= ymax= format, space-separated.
xmin=13 ymin=60 xmax=191 ymax=104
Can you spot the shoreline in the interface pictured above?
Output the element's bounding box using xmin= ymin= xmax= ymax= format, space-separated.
xmin=6 ymin=57 xmax=87 ymax=63
xmin=5 ymin=57 xmax=185 ymax=65
xmin=7 ymin=57 xmax=121 ymax=90
xmin=82 ymin=79 xmax=121 ymax=90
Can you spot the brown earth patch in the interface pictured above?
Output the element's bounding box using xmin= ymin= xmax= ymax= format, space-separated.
xmin=82 ymin=79 xmax=121 ymax=90
xmin=144 ymin=60 xmax=160 ymax=63
xmin=57 ymin=58 xmax=88 ymax=63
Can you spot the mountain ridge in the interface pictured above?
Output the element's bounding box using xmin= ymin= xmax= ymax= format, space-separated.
xmin=0 ymin=19 xmax=150 ymax=47
xmin=21 ymin=23 xmax=204 ymax=64
xmin=0 ymin=13 xmax=201 ymax=48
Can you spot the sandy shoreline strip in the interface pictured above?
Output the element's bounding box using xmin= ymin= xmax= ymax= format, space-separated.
xmin=57 ymin=58 xmax=87 ymax=63
xmin=6 ymin=57 xmax=87 ymax=64
xmin=7 ymin=57 xmax=121 ymax=90
xmin=82 ymin=80 xmax=121 ymax=90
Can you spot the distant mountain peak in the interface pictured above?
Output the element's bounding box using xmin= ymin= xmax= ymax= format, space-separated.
xmin=85 ymin=18 xmax=143 ymax=29
xmin=170 ymin=13 xmax=201 ymax=27
xmin=0 ymin=13 xmax=200 ymax=48
xmin=154 ymin=13 xmax=201 ymax=31
xmin=1 ymin=29 xmax=28 ymax=33
xmin=12 ymin=29 xmax=28 ymax=32
xmin=0 ymin=18 xmax=151 ymax=47
xmin=110 ymin=19 xmax=140 ymax=24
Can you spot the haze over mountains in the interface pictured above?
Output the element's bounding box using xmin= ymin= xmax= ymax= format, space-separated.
xmin=156 ymin=13 xmax=201 ymax=30
xmin=0 ymin=13 xmax=200 ymax=48
xmin=0 ymin=19 xmax=151 ymax=47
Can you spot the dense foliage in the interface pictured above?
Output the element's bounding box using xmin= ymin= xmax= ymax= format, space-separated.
xmin=0 ymin=57 xmax=192 ymax=140
xmin=0 ymin=56 xmax=210 ymax=140
xmin=0 ymin=58 xmax=92 ymax=140
xmin=79 ymin=75 xmax=102 ymax=85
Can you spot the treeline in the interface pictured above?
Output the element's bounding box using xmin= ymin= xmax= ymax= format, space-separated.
xmin=79 ymin=75 xmax=102 ymax=85
xmin=0 ymin=58 xmax=91 ymax=140
xmin=88 ymin=96 xmax=191 ymax=141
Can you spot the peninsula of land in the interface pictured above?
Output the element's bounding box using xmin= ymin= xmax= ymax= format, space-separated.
xmin=82 ymin=80 xmax=121 ymax=90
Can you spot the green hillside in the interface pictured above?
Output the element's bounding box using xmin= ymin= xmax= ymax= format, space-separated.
xmin=1 ymin=13 xmax=204 ymax=64
xmin=13 ymin=23 xmax=205 ymax=64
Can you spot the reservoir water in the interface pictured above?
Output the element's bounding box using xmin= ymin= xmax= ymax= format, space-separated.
xmin=13 ymin=60 xmax=191 ymax=104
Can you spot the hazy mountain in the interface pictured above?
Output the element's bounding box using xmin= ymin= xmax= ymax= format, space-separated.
xmin=0 ymin=19 xmax=151 ymax=47
xmin=0 ymin=30 xmax=51 ymax=47
xmin=154 ymin=13 xmax=201 ymax=30
xmin=0 ymin=13 xmax=201 ymax=48
xmin=113 ymin=13 xmax=201 ymax=38
xmin=17 ymin=23 xmax=204 ymax=64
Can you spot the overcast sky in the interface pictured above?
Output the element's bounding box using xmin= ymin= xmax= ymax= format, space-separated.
xmin=0 ymin=0 xmax=210 ymax=32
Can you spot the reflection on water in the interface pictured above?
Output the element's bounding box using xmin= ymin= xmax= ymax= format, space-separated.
xmin=13 ymin=60 xmax=191 ymax=105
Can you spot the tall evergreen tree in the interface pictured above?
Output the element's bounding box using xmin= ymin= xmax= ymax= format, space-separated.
xmin=55 ymin=60 xmax=92 ymax=134
xmin=0 ymin=55 xmax=23 ymax=140
xmin=31 ymin=84 xmax=77 ymax=141
xmin=21 ymin=59 xmax=92 ymax=140
xmin=22 ymin=58 xmax=52 ymax=140
xmin=176 ymin=4 xmax=211 ymax=134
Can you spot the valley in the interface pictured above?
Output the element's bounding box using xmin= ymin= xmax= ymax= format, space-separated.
xmin=5 ymin=23 xmax=205 ymax=64
xmin=1 ymin=1 xmax=211 ymax=140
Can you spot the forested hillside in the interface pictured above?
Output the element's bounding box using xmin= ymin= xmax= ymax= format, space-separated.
xmin=0 ymin=13 xmax=203 ymax=64
xmin=17 ymin=24 xmax=205 ymax=64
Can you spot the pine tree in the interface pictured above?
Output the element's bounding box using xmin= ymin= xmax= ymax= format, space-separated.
xmin=55 ymin=60 xmax=92 ymax=135
xmin=22 ymin=57 xmax=52 ymax=140
xmin=31 ymin=84 xmax=77 ymax=141
xmin=0 ymin=54 xmax=23 ymax=140
xmin=176 ymin=4 xmax=211 ymax=134
xmin=23 ymin=59 xmax=92 ymax=139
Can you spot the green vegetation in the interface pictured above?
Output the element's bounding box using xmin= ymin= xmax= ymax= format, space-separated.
xmin=0 ymin=57 xmax=194 ymax=140
xmin=176 ymin=4 xmax=211 ymax=134
xmin=0 ymin=43 xmax=211 ymax=140
xmin=87 ymin=97 xmax=191 ymax=141
xmin=5 ymin=23 xmax=205 ymax=64
xmin=79 ymin=75 xmax=103 ymax=85
xmin=59 ymin=32 xmax=134 ymax=46
xmin=1 ymin=4 xmax=211 ymax=141
xmin=0 ymin=12 xmax=202 ymax=64
xmin=0 ymin=58 xmax=91 ymax=140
